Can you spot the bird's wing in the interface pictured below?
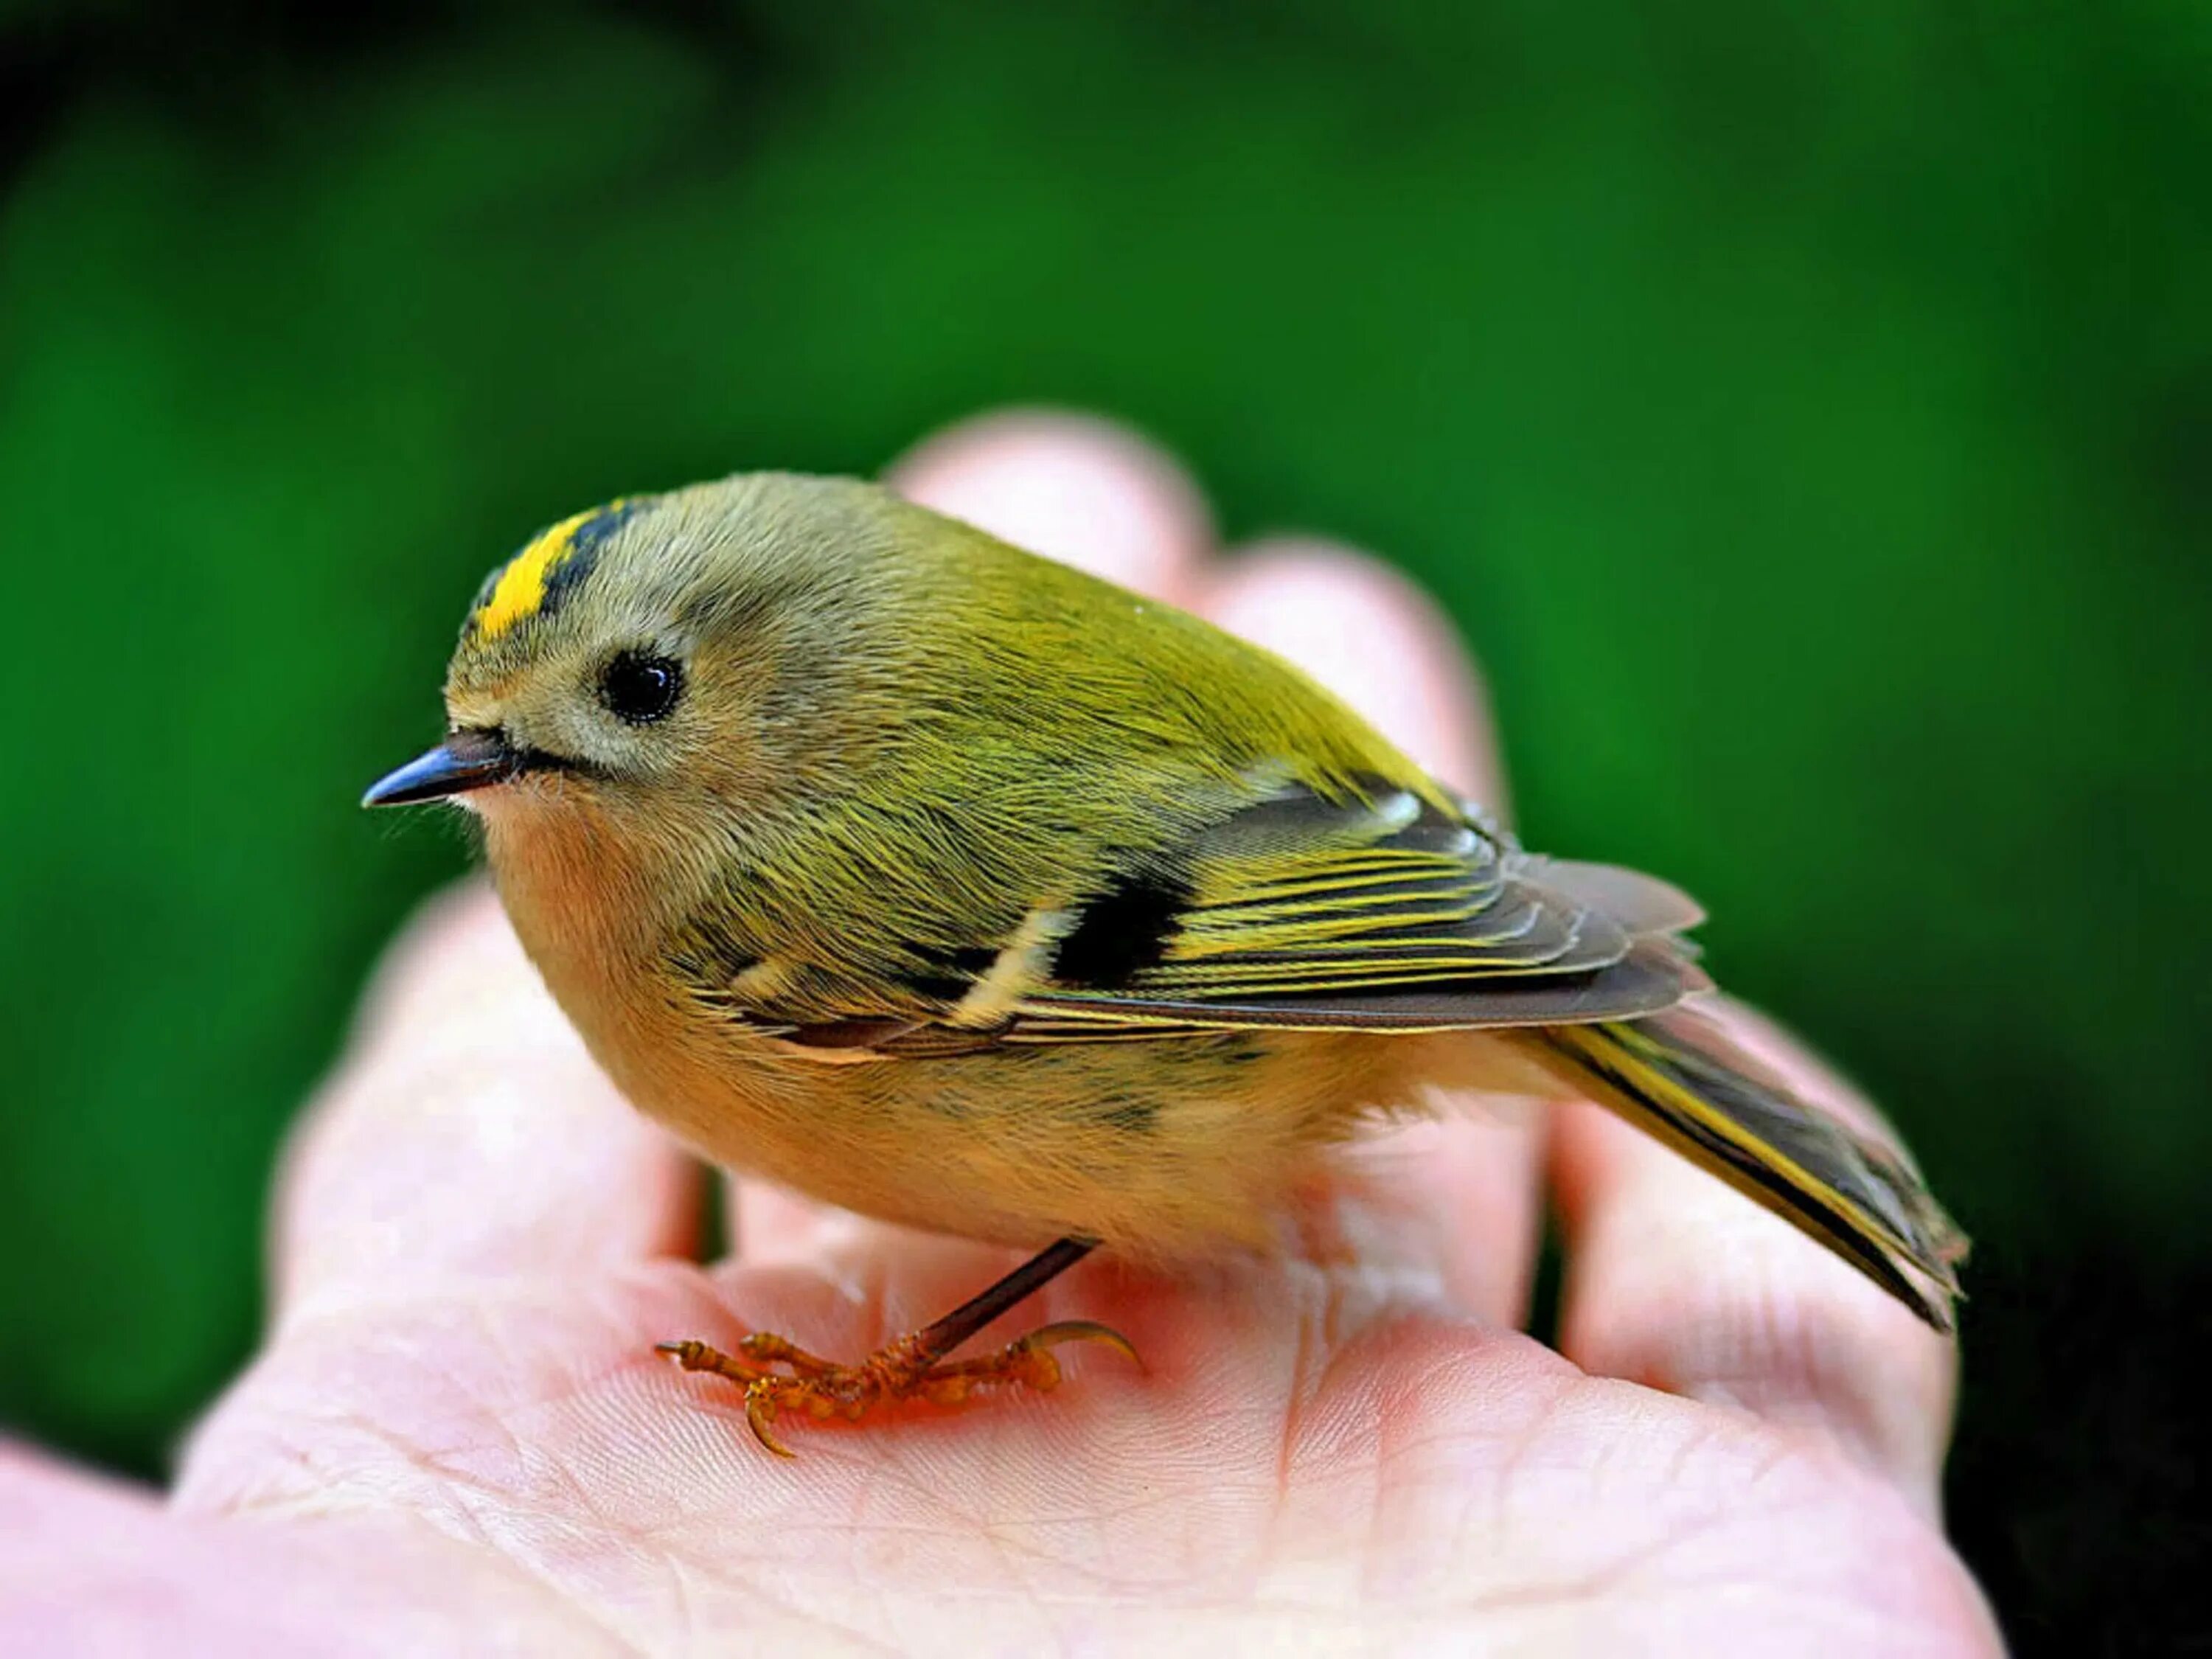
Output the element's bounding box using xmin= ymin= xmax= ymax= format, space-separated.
xmin=717 ymin=783 xmax=1699 ymax=1066
xmin=680 ymin=779 xmax=1708 ymax=1055
xmin=1005 ymin=779 xmax=1710 ymax=1034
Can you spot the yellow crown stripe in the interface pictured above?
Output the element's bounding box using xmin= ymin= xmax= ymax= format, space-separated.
xmin=473 ymin=506 xmax=606 ymax=641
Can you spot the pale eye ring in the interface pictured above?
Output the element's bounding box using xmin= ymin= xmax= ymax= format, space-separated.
xmin=598 ymin=650 xmax=684 ymax=726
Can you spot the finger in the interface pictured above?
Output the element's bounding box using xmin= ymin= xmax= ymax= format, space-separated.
xmin=0 ymin=1441 xmax=596 ymax=1648
xmin=1549 ymin=997 xmax=1958 ymax=1511
xmin=274 ymin=883 xmax=697 ymax=1322
xmin=0 ymin=1445 xmax=198 ymax=1649
xmin=1202 ymin=538 xmax=1507 ymax=810
xmin=1205 ymin=540 xmax=1540 ymax=1326
xmin=886 ymin=407 xmax=1214 ymax=603
xmin=0 ymin=1437 xmax=160 ymax=1534
xmin=724 ymin=411 xmax=1221 ymax=1265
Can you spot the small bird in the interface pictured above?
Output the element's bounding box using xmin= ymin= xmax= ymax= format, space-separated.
xmin=366 ymin=473 xmax=1966 ymax=1455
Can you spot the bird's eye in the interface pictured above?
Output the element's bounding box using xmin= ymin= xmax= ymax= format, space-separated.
xmin=598 ymin=650 xmax=684 ymax=726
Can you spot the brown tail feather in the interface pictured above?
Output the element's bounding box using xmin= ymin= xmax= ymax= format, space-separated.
xmin=1522 ymin=1006 xmax=1967 ymax=1332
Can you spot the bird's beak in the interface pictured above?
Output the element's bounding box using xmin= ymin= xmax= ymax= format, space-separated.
xmin=362 ymin=728 xmax=528 ymax=807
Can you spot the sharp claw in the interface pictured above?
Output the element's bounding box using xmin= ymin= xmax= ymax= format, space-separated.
xmin=746 ymin=1385 xmax=796 ymax=1458
xmin=661 ymin=1315 xmax=1136 ymax=1455
xmin=1020 ymin=1320 xmax=1146 ymax=1374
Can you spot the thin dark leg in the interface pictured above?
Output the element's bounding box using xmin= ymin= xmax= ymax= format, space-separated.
xmin=902 ymin=1236 xmax=1096 ymax=1366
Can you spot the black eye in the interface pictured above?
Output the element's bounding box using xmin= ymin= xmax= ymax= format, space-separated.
xmin=598 ymin=650 xmax=684 ymax=725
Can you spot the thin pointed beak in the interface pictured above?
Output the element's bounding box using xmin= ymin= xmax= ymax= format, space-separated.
xmin=362 ymin=728 xmax=527 ymax=807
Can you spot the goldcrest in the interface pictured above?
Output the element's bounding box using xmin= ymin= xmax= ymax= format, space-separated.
xmin=366 ymin=473 xmax=1965 ymax=1454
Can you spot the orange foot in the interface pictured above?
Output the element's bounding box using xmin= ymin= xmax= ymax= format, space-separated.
xmin=657 ymin=1321 xmax=1141 ymax=1457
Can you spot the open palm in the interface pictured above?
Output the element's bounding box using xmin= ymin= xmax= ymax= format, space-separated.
xmin=1 ymin=417 xmax=1998 ymax=1655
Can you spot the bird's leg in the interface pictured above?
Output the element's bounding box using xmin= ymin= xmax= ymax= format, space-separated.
xmin=657 ymin=1237 xmax=1141 ymax=1456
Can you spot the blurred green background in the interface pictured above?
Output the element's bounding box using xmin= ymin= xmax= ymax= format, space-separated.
xmin=1 ymin=2 xmax=2204 ymax=1649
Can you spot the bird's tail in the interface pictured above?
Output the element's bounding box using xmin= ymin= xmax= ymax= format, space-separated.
xmin=1520 ymin=1006 xmax=1969 ymax=1332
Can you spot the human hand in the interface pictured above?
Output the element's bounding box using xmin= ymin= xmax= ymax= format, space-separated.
xmin=0 ymin=414 xmax=2000 ymax=1655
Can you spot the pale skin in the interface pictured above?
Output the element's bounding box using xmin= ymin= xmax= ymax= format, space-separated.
xmin=0 ymin=414 xmax=2001 ymax=1655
